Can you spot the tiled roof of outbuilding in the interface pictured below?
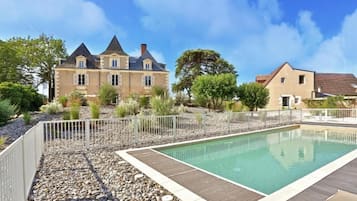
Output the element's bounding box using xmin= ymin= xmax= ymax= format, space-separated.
xmin=315 ymin=73 xmax=357 ymax=96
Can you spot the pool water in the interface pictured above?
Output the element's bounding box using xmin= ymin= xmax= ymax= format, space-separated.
xmin=157 ymin=128 xmax=357 ymax=194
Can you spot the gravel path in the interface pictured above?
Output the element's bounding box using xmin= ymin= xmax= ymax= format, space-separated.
xmin=29 ymin=149 xmax=179 ymax=201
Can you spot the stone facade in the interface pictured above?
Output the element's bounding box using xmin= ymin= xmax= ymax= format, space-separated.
xmin=55 ymin=36 xmax=169 ymax=101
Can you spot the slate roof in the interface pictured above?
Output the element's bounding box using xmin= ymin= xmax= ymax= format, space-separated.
xmin=101 ymin=35 xmax=127 ymax=55
xmin=129 ymin=50 xmax=166 ymax=71
xmin=315 ymin=73 xmax=357 ymax=96
xmin=64 ymin=43 xmax=97 ymax=68
xmin=57 ymin=36 xmax=166 ymax=71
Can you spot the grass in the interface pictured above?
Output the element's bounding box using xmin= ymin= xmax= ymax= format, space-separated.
xmin=0 ymin=136 xmax=7 ymax=150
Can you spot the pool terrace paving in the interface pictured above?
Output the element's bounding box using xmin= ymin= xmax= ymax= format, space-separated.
xmin=127 ymin=149 xmax=265 ymax=201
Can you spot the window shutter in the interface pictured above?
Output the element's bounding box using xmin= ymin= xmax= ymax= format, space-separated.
xmin=278 ymin=97 xmax=282 ymax=104
xmin=73 ymin=74 xmax=77 ymax=85
xmin=85 ymin=74 xmax=89 ymax=85
xmin=142 ymin=75 xmax=145 ymax=86
xmin=118 ymin=74 xmax=122 ymax=85
xmin=151 ymin=75 xmax=154 ymax=86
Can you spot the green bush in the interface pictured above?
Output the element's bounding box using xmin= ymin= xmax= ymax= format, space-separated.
xmin=151 ymin=85 xmax=168 ymax=98
xmin=40 ymin=102 xmax=63 ymax=114
xmin=0 ymin=82 xmax=44 ymax=113
xmin=58 ymin=96 xmax=68 ymax=107
xmin=139 ymin=96 xmax=150 ymax=109
xmin=150 ymin=96 xmax=175 ymax=115
xmin=63 ymin=111 xmax=71 ymax=120
xmin=89 ymin=102 xmax=100 ymax=119
xmin=194 ymin=95 xmax=209 ymax=107
xmin=23 ymin=112 xmax=31 ymax=125
xmin=69 ymin=90 xmax=87 ymax=106
xmin=99 ymin=84 xmax=118 ymax=105
xmin=0 ymin=99 xmax=16 ymax=126
xmin=115 ymin=105 xmax=127 ymax=118
xmin=175 ymin=92 xmax=188 ymax=105
xmin=70 ymin=103 xmax=80 ymax=119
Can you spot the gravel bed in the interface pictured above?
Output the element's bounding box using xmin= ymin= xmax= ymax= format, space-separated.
xmin=0 ymin=112 xmax=61 ymax=146
xmin=29 ymin=148 xmax=179 ymax=201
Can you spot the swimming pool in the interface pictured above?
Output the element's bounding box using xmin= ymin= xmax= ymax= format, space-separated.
xmin=157 ymin=127 xmax=357 ymax=194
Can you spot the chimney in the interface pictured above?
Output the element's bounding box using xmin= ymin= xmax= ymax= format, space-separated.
xmin=141 ymin=44 xmax=147 ymax=56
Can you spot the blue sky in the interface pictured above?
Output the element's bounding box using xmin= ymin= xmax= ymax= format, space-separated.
xmin=1 ymin=0 xmax=357 ymax=85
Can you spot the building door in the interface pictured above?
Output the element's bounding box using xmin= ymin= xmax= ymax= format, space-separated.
xmin=282 ymin=96 xmax=290 ymax=108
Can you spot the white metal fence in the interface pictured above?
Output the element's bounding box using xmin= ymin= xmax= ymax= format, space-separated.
xmin=0 ymin=123 xmax=43 ymax=201
xmin=301 ymin=108 xmax=357 ymax=124
xmin=1 ymin=108 xmax=357 ymax=201
xmin=41 ymin=110 xmax=302 ymax=152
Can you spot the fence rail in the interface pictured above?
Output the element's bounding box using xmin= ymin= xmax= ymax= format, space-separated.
xmin=1 ymin=108 xmax=357 ymax=201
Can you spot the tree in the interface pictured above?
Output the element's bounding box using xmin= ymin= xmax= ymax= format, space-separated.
xmin=8 ymin=34 xmax=67 ymax=101
xmin=174 ymin=49 xmax=237 ymax=100
xmin=237 ymin=82 xmax=269 ymax=111
xmin=0 ymin=41 xmax=33 ymax=84
xmin=192 ymin=73 xmax=237 ymax=109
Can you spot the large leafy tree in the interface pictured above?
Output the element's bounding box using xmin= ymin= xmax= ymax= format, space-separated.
xmin=0 ymin=40 xmax=33 ymax=84
xmin=173 ymin=49 xmax=237 ymax=100
xmin=237 ymin=82 xmax=269 ymax=111
xmin=8 ymin=34 xmax=67 ymax=101
xmin=192 ymin=73 xmax=237 ymax=109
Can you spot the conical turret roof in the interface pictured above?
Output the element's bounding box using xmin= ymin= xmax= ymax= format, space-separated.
xmin=101 ymin=35 xmax=128 ymax=55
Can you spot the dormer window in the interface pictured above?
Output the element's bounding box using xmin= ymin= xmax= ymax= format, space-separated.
xmin=112 ymin=59 xmax=118 ymax=67
xmin=79 ymin=61 xmax=84 ymax=68
xmin=143 ymin=58 xmax=152 ymax=70
xmin=76 ymin=56 xmax=86 ymax=68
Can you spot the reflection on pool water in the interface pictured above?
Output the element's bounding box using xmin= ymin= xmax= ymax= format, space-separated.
xmin=157 ymin=127 xmax=357 ymax=194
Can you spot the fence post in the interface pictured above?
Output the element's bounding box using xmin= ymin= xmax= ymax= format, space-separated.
xmin=85 ymin=119 xmax=90 ymax=148
xmin=133 ymin=117 xmax=138 ymax=146
xmin=202 ymin=113 xmax=206 ymax=135
xmin=324 ymin=109 xmax=328 ymax=122
xmin=173 ymin=116 xmax=177 ymax=142
xmin=227 ymin=112 xmax=231 ymax=134
xmin=278 ymin=110 xmax=281 ymax=125
xmin=264 ymin=111 xmax=267 ymax=128
xmin=300 ymin=109 xmax=303 ymax=123
xmin=290 ymin=109 xmax=292 ymax=124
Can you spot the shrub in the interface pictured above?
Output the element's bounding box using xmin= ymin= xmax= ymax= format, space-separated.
xmin=177 ymin=104 xmax=187 ymax=113
xmin=99 ymin=84 xmax=118 ymax=105
xmin=40 ymin=101 xmax=63 ymax=114
xmin=139 ymin=96 xmax=150 ymax=109
xmin=0 ymin=82 xmax=44 ymax=113
xmin=70 ymin=103 xmax=80 ymax=119
xmin=194 ymin=95 xmax=209 ymax=107
xmin=0 ymin=136 xmax=7 ymax=148
xmin=63 ymin=111 xmax=71 ymax=120
xmin=23 ymin=112 xmax=31 ymax=125
xmin=150 ymin=96 xmax=175 ymax=115
xmin=69 ymin=90 xmax=87 ymax=106
xmin=58 ymin=96 xmax=68 ymax=107
xmin=115 ymin=105 xmax=127 ymax=118
xmin=0 ymin=99 xmax=16 ymax=126
xmin=175 ymin=92 xmax=188 ymax=106
xmin=89 ymin=102 xmax=100 ymax=119
xmin=115 ymin=98 xmax=139 ymax=117
xmin=151 ymin=86 xmax=168 ymax=98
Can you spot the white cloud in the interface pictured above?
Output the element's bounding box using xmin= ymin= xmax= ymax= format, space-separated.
xmin=128 ymin=49 xmax=166 ymax=64
xmin=0 ymin=0 xmax=124 ymax=39
xmin=134 ymin=0 xmax=357 ymax=83
xmin=301 ymin=9 xmax=357 ymax=73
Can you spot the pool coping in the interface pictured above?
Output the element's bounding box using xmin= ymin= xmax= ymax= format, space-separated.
xmin=116 ymin=124 xmax=357 ymax=201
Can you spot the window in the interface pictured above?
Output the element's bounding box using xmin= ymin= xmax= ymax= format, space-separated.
xmin=282 ymin=96 xmax=289 ymax=107
xmin=111 ymin=74 xmax=119 ymax=86
xmin=112 ymin=59 xmax=118 ymax=67
xmin=145 ymin=63 xmax=150 ymax=70
xmin=78 ymin=74 xmax=85 ymax=85
xmin=144 ymin=76 xmax=151 ymax=87
xmin=280 ymin=77 xmax=285 ymax=83
xmin=299 ymin=75 xmax=305 ymax=84
xmin=294 ymin=96 xmax=301 ymax=104
xmin=79 ymin=61 xmax=85 ymax=68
